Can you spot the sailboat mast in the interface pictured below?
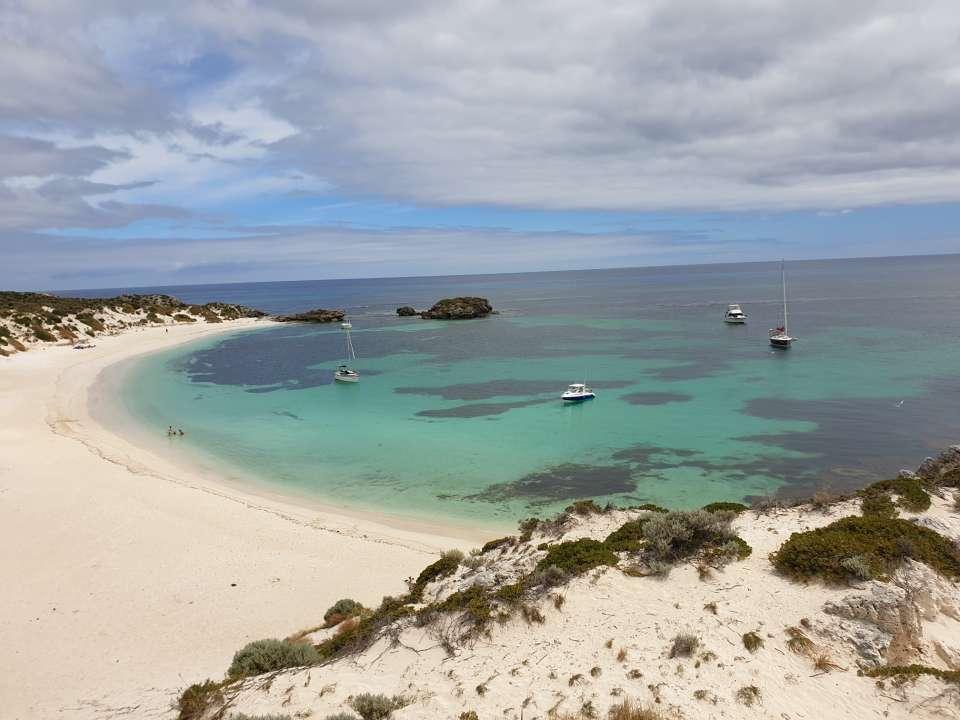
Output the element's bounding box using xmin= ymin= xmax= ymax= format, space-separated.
xmin=781 ymin=260 xmax=788 ymax=334
xmin=345 ymin=327 xmax=356 ymax=362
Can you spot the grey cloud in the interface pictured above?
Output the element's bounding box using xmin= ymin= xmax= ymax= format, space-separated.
xmin=0 ymin=136 xmax=127 ymax=178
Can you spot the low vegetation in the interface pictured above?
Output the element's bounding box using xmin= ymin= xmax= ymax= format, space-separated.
xmin=742 ymin=631 xmax=763 ymax=653
xmin=668 ymin=633 xmax=699 ymax=658
xmin=735 ymin=685 xmax=761 ymax=707
xmin=701 ymin=501 xmax=747 ymax=513
xmin=228 ymin=639 xmax=321 ymax=679
xmin=770 ymin=515 xmax=960 ymax=583
xmin=536 ymin=538 xmax=618 ymax=576
xmin=863 ymin=664 xmax=960 ymax=685
xmin=348 ymin=693 xmax=409 ymax=720
xmin=177 ymin=679 xmax=226 ymax=720
xmin=324 ymin=598 xmax=364 ymax=627
xmin=860 ymin=476 xmax=931 ymax=515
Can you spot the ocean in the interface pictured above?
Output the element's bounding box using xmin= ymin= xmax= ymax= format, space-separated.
xmin=84 ymin=255 xmax=960 ymax=528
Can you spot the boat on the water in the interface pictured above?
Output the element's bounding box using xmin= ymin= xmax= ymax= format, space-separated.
xmin=769 ymin=261 xmax=795 ymax=349
xmin=561 ymin=383 xmax=595 ymax=402
xmin=724 ymin=304 xmax=747 ymax=324
xmin=334 ymin=321 xmax=360 ymax=383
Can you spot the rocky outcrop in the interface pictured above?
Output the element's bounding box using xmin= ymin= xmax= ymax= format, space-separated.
xmin=396 ymin=306 xmax=417 ymax=317
xmin=822 ymin=560 xmax=960 ymax=668
xmin=275 ymin=308 xmax=345 ymax=323
xmin=419 ymin=296 xmax=493 ymax=320
xmin=907 ymin=446 xmax=960 ymax=486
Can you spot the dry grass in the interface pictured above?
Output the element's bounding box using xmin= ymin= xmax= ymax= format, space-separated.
xmin=813 ymin=653 xmax=845 ymax=672
xmin=607 ymin=698 xmax=662 ymax=719
xmin=703 ymin=601 xmax=717 ymax=614
xmin=786 ymin=626 xmax=814 ymax=655
xmin=617 ymin=647 xmax=628 ymax=662
xmin=553 ymin=593 xmax=566 ymax=610
xmin=735 ymin=685 xmax=761 ymax=707
xmin=742 ymin=631 xmax=763 ymax=653
xmin=668 ymin=633 xmax=699 ymax=658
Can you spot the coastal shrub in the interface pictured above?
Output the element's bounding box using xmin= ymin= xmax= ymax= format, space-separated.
xmin=536 ymin=538 xmax=618 ymax=576
xmin=840 ymin=554 xmax=874 ymax=580
xmin=861 ymin=491 xmax=898 ymax=518
xmin=317 ymin=595 xmax=414 ymax=660
xmin=177 ymin=679 xmax=224 ymax=720
xmin=701 ymin=501 xmax=748 ymax=514
xmin=668 ymin=633 xmax=699 ymax=658
xmin=518 ymin=517 xmax=540 ymax=542
xmin=861 ymin=477 xmax=931 ymax=513
xmin=531 ymin=563 xmax=569 ymax=587
xmin=770 ymin=516 xmax=960 ymax=583
xmin=864 ymin=664 xmax=960 ymax=685
xmin=76 ymin=313 xmax=105 ymax=331
xmin=742 ymin=631 xmax=763 ymax=653
xmin=631 ymin=503 xmax=669 ymax=513
xmin=481 ymin=536 xmax=515 ymax=553
xmin=604 ymin=518 xmax=650 ymax=552
xmin=642 ymin=509 xmax=742 ymax=564
xmin=495 ymin=581 xmax=526 ymax=604
xmin=33 ymin=328 xmax=56 ymax=342
xmin=410 ymin=550 xmax=463 ymax=599
xmin=565 ymin=499 xmax=604 ymax=516
xmin=349 ymin=693 xmax=408 ymax=720
xmin=324 ymin=598 xmax=364 ymax=627
xmin=173 ymin=312 xmax=196 ymax=323
xmin=227 ymin=638 xmax=320 ymax=678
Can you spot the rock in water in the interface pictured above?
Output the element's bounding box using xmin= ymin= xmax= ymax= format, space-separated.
xmin=396 ymin=306 xmax=417 ymax=317
xmin=419 ymin=297 xmax=493 ymax=320
xmin=275 ymin=308 xmax=346 ymax=323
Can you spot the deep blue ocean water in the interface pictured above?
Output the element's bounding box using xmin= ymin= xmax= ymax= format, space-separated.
xmin=81 ymin=255 xmax=960 ymax=527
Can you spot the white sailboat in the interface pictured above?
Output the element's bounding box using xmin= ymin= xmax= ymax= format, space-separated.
xmin=334 ymin=321 xmax=360 ymax=382
xmin=768 ymin=261 xmax=795 ymax=349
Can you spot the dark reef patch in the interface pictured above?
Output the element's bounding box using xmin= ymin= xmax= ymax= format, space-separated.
xmin=465 ymin=463 xmax=636 ymax=505
xmin=273 ymin=410 xmax=303 ymax=421
xmin=416 ymin=398 xmax=551 ymax=418
xmin=621 ymin=392 xmax=692 ymax=405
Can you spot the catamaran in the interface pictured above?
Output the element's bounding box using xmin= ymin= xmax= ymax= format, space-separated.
xmin=724 ymin=304 xmax=747 ymax=324
xmin=768 ymin=261 xmax=795 ymax=349
xmin=334 ymin=321 xmax=360 ymax=382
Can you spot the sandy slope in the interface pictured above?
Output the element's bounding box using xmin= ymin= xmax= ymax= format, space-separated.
xmin=0 ymin=321 xmax=477 ymax=720
xmin=217 ymin=498 xmax=960 ymax=720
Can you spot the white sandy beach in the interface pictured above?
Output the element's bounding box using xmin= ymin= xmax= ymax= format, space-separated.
xmin=0 ymin=322 xmax=478 ymax=720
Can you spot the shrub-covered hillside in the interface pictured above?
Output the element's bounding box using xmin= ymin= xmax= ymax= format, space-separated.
xmin=0 ymin=291 xmax=265 ymax=355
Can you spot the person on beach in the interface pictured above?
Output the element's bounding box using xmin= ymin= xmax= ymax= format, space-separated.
xmin=178 ymin=428 xmax=185 ymax=436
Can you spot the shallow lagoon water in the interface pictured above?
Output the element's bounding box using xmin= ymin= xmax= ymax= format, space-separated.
xmin=100 ymin=256 xmax=960 ymax=526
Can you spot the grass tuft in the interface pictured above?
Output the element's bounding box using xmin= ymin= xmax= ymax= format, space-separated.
xmin=667 ymin=633 xmax=699 ymax=658
xmin=742 ymin=631 xmax=763 ymax=653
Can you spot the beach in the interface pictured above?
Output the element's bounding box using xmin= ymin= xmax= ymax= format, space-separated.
xmin=0 ymin=321 xmax=477 ymax=720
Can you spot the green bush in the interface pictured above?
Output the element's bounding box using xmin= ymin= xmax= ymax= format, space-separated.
xmin=771 ymin=516 xmax=960 ymax=583
xmin=227 ymin=638 xmax=320 ymax=678
xmin=173 ymin=312 xmax=196 ymax=323
xmin=177 ymin=679 xmax=224 ymax=720
xmin=863 ymin=664 xmax=960 ymax=685
xmin=604 ymin=518 xmax=650 ymax=552
xmin=536 ymin=538 xmax=618 ymax=576
xmin=564 ymin=499 xmax=604 ymax=516
xmin=860 ymin=477 xmax=931 ymax=513
xmin=702 ymin=501 xmax=748 ymax=514
xmin=631 ymin=503 xmax=669 ymax=513
xmin=33 ymin=328 xmax=56 ymax=342
xmin=861 ymin=492 xmax=898 ymax=518
xmin=411 ymin=550 xmax=463 ymax=599
xmin=349 ymin=693 xmax=408 ymax=720
xmin=481 ymin=536 xmax=515 ymax=553
xmin=324 ymin=598 xmax=364 ymax=626
xmin=435 ymin=585 xmax=492 ymax=630
xmin=642 ymin=510 xmax=737 ymax=563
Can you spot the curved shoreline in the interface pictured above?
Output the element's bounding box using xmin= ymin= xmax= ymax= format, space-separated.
xmin=0 ymin=321 xmax=480 ymax=720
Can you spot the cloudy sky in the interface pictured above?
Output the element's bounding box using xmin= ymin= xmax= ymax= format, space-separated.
xmin=3 ymin=0 xmax=960 ymax=290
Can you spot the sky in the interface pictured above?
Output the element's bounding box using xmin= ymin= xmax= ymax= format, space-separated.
xmin=3 ymin=1 xmax=960 ymax=291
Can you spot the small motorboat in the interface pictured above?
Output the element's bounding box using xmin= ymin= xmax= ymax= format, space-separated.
xmin=561 ymin=383 xmax=595 ymax=402
xmin=724 ymin=304 xmax=747 ymax=324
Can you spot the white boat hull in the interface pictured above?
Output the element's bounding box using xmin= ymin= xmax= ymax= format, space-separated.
xmin=334 ymin=372 xmax=360 ymax=383
xmin=724 ymin=317 xmax=746 ymax=324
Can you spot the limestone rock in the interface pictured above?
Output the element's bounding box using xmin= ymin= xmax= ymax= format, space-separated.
xmin=419 ymin=297 xmax=493 ymax=320
xmin=275 ymin=308 xmax=346 ymax=323
xmin=396 ymin=306 xmax=418 ymax=317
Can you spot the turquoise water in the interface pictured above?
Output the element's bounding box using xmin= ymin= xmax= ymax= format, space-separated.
xmin=100 ymin=256 xmax=960 ymax=526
